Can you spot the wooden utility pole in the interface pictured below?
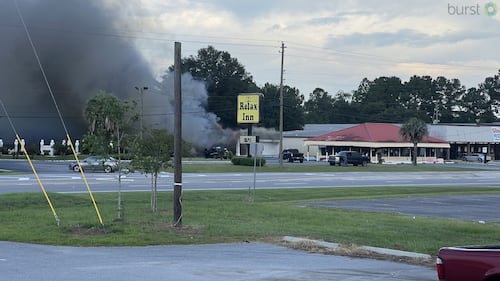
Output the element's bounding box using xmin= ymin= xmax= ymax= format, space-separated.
xmin=173 ymin=42 xmax=182 ymax=226
xmin=279 ymin=42 xmax=285 ymax=167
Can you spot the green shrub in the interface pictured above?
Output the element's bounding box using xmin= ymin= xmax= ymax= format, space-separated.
xmin=53 ymin=143 xmax=71 ymax=155
xmin=231 ymin=156 xmax=266 ymax=166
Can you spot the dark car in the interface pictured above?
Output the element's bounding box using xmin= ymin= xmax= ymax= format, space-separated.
xmin=328 ymin=151 xmax=369 ymax=166
xmin=69 ymin=156 xmax=119 ymax=173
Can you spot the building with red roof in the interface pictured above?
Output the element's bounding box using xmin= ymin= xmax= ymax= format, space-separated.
xmin=304 ymin=123 xmax=449 ymax=163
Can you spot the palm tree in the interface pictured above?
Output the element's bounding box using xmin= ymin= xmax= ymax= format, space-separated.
xmin=400 ymin=118 xmax=428 ymax=165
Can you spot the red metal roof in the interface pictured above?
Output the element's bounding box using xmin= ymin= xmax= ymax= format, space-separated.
xmin=307 ymin=123 xmax=447 ymax=143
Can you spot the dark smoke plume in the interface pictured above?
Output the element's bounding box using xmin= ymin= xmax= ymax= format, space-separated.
xmin=0 ymin=0 xmax=155 ymax=145
xmin=0 ymin=0 xmax=235 ymax=150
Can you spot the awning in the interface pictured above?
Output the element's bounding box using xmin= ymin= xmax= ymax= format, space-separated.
xmin=304 ymin=140 xmax=450 ymax=149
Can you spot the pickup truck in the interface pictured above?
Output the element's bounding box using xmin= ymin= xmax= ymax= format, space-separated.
xmin=328 ymin=151 xmax=369 ymax=166
xmin=437 ymin=245 xmax=500 ymax=281
xmin=282 ymin=149 xmax=304 ymax=163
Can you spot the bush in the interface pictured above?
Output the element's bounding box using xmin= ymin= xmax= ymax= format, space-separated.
xmin=231 ymin=156 xmax=266 ymax=166
xmin=53 ymin=143 xmax=71 ymax=155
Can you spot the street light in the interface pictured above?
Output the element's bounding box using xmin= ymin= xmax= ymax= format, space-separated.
xmin=134 ymin=86 xmax=149 ymax=139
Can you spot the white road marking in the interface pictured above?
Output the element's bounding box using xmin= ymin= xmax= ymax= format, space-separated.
xmin=385 ymin=180 xmax=413 ymax=183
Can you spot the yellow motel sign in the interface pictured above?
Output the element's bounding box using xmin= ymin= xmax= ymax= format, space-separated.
xmin=237 ymin=94 xmax=260 ymax=124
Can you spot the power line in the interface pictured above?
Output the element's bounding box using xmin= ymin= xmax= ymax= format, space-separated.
xmin=14 ymin=0 xmax=104 ymax=227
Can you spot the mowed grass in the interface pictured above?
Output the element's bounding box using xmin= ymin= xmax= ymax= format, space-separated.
xmin=1 ymin=186 xmax=500 ymax=256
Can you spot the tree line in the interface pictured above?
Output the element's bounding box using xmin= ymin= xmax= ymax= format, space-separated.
xmin=305 ymin=75 xmax=500 ymax=125
xmin=174 ymin=46 xmax=500 ymax=130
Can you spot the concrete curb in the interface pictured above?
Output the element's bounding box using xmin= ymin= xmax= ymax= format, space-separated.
xmin=282 ymin=236 xmax=431 ymax=260
xmin=360 ymin=245 xmax=431 ymax=259
xmin=283 ymin=236 xmax=340 ymax=249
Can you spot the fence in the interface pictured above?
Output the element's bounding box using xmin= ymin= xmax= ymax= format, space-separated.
xmin=0 ymin=138 xmax=80 ymax=156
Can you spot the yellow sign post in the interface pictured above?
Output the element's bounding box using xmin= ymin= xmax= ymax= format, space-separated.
xmin=237 ymin=94 xmax=260 ymax=124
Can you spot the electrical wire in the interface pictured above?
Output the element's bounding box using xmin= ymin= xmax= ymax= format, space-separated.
xmin=0 ymin=99 xmax=60 ymax=226
xmin=14 ymin=0 xmax=104 ymax=226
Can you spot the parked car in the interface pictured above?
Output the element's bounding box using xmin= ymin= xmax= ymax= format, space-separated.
xmin=462 ymin=153 xmax=490 ymax=163
xmin=69 ymin=156 xmax=119 ymax=173
xmin=328 ymin=151 xmax=369 ymax=166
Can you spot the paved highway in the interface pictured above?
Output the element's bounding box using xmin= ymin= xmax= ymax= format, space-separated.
xmin=1 ymin=167 xmax=500 ymax=194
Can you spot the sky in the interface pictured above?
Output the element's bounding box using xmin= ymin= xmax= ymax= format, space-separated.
xmin=0 ymin=0 xmax=499 ymax=146
xmin=114 ymin=0 xmax=500 ymax=96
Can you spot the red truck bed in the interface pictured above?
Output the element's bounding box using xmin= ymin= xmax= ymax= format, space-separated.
xmin=437 ymin=245 xmax=500 ymax=281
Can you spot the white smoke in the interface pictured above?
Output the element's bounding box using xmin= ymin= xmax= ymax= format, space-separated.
xmin=145 ymin=72 xmax=239 ymax=148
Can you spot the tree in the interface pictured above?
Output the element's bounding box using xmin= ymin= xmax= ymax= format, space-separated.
xmin=352 ymin=76 xmax=405 ymax=122
xmin=432 ymin=77 xmax=465 ymax=123
xmin=331 ymin=91 xmax=357 ymax=123
xmin=259 ymin=83 xmax=280 ymax=129
xmin=478 ymin=70 xmax=500 ymax=120
xmin=82 ymin=91 xmax=136 ymax=155
xmin=260 ymin=83 xmax=305 ymax=130
xmin=282 ymin=86 xmax=305 ymax=130
xmin=459 ymin=87 xmax=496 ymax=123
xmin=399 ymin=118 xmax=428 ymax=166
xmin=129 ymin=128 xmax=192 ymax=214
xmin=131 ymin=129 xmax=172 ymax=213
xmin=82 ymin=90 xmax=137 ymax=219
xmin=175 ymin=46 xmax=259 ymax=129
xmin=303 ymin=88 xmax=335 ymax=124
xmin=402 ymin=75 xmax=437 ymax=123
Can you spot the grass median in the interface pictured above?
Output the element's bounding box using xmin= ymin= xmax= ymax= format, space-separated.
xmin=1 ymin=186 xmax=500 ymax=256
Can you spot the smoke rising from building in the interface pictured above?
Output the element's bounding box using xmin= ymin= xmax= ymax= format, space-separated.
xmin=0 ymin=0 xmax=234 ymax=149
xmin=149 ymin=73 xmax=238 ymax=148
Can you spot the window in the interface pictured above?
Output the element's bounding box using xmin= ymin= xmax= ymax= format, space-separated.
xmin=389 ymin=148 xmax=400 ymax=157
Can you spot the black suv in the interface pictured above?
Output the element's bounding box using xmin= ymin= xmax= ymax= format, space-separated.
xmin=328 ymin=151 xmax=369 ymax=166
xmin=282 ymin=149 xmax=304 ymax=163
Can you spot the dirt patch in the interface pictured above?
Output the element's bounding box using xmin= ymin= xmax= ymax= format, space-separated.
xmin=275 ymin=238 xmax=435 ymax=268
xmin=163 ymin=224 xmax=204 ymax=235
xmin=67 ymin=224 xmax=110 ymax=236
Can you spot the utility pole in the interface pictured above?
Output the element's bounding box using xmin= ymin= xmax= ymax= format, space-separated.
xmin=134 ymin=86 xmax=148 ymax=139
xmin=432 ymin=102 xmax=440 ymax=124
xmin=279 ymin=42 xmax=285 ymax=167
xmin=173 ymin=42 xmax=182 ymax=227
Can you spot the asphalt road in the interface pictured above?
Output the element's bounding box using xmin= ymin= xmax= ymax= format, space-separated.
xmin=2 ymin=160 xmax=500 ymax=194
xmin=307 ymin=194 xmax=500 ymax=222
xmin=0 ymin=241 xmax=437 ymax=281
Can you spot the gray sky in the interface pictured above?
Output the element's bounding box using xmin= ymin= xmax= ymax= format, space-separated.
xmin=120 ymin=0 xmax=500 ymax=96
